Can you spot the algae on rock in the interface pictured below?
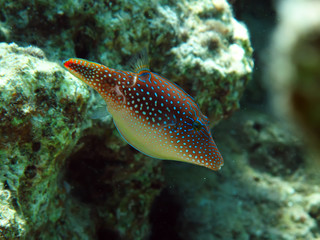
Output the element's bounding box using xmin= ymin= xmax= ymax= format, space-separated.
xmin=0 ymin=0 xmax=253 ymax=124
xmin=157 ymin=0 xmax=253 ymax=124
xmin=0 ymin=0 xmax=254 ymax=238
xmin=0 ymin=43 xmax=163 ymax=239
xmin=0 ymin=182 xmax=25 ymax=238
xmin=0 ymin=42 xmax=90 ymax=238
xmin=163 ymin=110 xmax=317 ymax=240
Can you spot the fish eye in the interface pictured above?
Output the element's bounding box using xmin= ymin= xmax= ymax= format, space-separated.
xmin=192 ymin=120 xmax=202 ymax=131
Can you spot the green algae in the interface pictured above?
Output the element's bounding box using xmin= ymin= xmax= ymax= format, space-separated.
xmin=0 ymin=0 xmax=253 ymax=125
xmin=0 ymin=42 xmax=164 ymax=239
xmin=0 ymin=43 xmax=90 ymax=238
xmin=0 ymin=0 xmax=254 ymax=238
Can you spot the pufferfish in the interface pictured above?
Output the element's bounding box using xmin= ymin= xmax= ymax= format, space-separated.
xmin=63 ymin=52 xmax=223 ymax=171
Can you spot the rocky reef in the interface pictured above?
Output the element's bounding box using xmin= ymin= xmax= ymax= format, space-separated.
xmin=2 ymin=0 xmax=319 ymax=240
xmin=0 ymin=0 xmax=255 ymax=239
xmin=0 ymin=43 xmax=163 ymax=239
xmin=0 ymin=42 xmax=89 ymax=238
xmin=0 ymin=0 xmax=253 ymax=124
xmin=161 ymin=110 xmax=315 ymax=240
xmin=150 ymin=1 xmax=320 ymax=240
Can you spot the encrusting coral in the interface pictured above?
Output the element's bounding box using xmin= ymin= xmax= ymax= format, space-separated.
xmin=0 ymin=42 xmax=89 ymax=238
xmin=0 ymin=0 xmax=253 ymax=124
xmin=0 ymin=0 xmax=254 ymax=238
xmin=0 ymin=43 xmax=163 ymax=239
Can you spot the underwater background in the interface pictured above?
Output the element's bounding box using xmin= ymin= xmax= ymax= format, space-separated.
xmin=0 ymin=0 xmax=319 ymax=239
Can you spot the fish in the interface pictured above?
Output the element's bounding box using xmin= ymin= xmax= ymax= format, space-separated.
xmin=63 ymin=51 xmax=223 ymax=171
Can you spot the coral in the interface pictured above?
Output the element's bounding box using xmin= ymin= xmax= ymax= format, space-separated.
xmin=158 ymin=0 xmax=254 ymax=124
xmin=0 ymin=183 xmax=25 ymax=239
xmin=0 ymin=0 xmax=253 ymax=124
xmin=0 ymin=43 xmax=163 ymax=239
xmin=150 ymin=1 xmax=320 ymax=239
xmin=0 ymin=0 xmax=254 ymax=238
xmin=230 ymin=0 xmax=277 ymax=106
xmin=159 ymin=110 xmax=318 ymax=240
xmin=0 ymin=42 xmax=90 ymax=238
xmin=241 ymin=112 xmax=303 ymax=176
xmin=268 ymin=0 xmax=320 ymax=154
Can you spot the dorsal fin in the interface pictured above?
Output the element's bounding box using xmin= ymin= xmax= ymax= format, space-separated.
xmin=129 ymin=48 xmax=150 ymax=73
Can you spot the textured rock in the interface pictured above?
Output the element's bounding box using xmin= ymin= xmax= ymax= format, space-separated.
xmin=161 ymin=110 xmax=317 ymax=240
xmin=148 ymin=1 xmax=320 ymax=240
xmin=0 ymin=0 xmax=254 ymax=238
xmin=0 ymin=43 xmax=163 ymax=239
xmin=0 ymin=0 xmax=253 ymax=124
xmin=230 ymin=0 xmax=276 ymax=106
xmin=0 ymin=42 xmax=90 ymax=238
xmin=0 ymin=182 xmax=25 ymax=238
xmin=152 ymin=0 xmax=253 ymax=124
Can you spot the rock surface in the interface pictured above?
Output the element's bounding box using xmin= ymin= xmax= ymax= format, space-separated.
xmin=149 ymin=1 xmax=320 ymax=240
xmin=0 ymin=42 xmax=89 ymax=238
xmin=0 ymin=0 xmax=253 ymax=124
xmin=0 ymin=0 xmax=254 ymax=239
xmin=0 ymin=43 xmax=163 ymax=239
xmin=161 ymin=110 xmax=317 ymax=240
